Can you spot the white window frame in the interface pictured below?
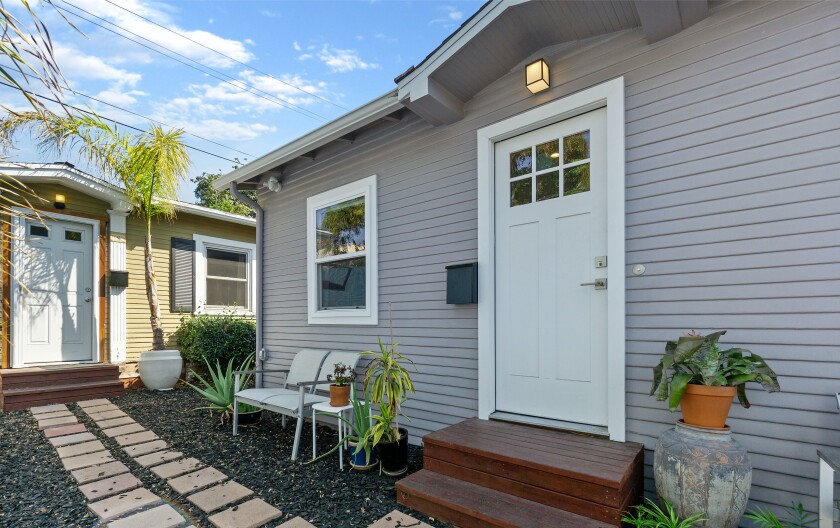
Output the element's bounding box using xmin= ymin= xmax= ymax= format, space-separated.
xmin=306 ymin=175 xmax=378 ymax=325
xmin=193 ymin=234 xmax=256 ymax=315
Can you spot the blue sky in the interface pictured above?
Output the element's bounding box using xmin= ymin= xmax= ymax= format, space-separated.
xmin=3 ymin=0 xmax=483 ymax=201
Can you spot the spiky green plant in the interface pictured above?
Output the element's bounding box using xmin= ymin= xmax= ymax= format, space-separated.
xmin=362 ymin=338 xmax=415 ymax=442
xmin=745 ymin=502 xmax=817 ymax=528
xmin=307 ymin=385 xmax=376 ymax=466
xmin=186 ymin=353 xmax=258 ymax=423
xmin=621 ymin=499 xmax=707 ymax=528
xmin=651 ymin=330 xmax=780 ymax=411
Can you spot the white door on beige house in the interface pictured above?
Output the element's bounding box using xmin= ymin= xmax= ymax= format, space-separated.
xmin=494 ymin=108 xmax=608 ymax=427
xmin=16 ymin=217 xmax=95 ymax=365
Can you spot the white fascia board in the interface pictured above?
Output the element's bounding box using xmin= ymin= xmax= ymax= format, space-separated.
xmin=169 ymin=200 xmax=256 ymax=226
xmin=212 ymin=91 xmax=402 ymax=191
xmin=0 ymin=162 xmax=131 ymax=212
xmin=397 ymin=0 xmax=524 ymax=103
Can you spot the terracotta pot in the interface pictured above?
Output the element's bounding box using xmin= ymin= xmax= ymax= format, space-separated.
xmin=680 ymin=384 xmax=737 ymax=429
xmin=329 ymin=384 xmax=350 ymax=407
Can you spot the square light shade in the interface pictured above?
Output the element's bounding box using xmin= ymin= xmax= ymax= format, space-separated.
xmin=526 ymin=59 xmax=550 ymax=94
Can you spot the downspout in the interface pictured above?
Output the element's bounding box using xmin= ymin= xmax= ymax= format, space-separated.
xmin=230 ymin=182 xmax=265 ymax=388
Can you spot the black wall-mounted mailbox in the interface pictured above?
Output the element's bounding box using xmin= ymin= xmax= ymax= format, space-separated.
xmin=110 ymin=271 xmax=129 ymax=288
xmin=446 ymin=262 xmax=478 ymax=304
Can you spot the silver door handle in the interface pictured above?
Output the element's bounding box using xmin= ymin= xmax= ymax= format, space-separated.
xmin=580 ymin=279 xmax=607 ymax=290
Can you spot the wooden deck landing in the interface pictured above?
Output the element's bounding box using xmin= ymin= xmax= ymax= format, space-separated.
xmin=0 ymin=363 xmax=123 ymax=411
xmin=397 ymin=418 xmax=645 ymax=527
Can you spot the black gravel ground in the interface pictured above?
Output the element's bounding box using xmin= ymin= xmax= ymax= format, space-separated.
xmin=0 ymin=408 xmax=97 ymax=527
xmin=110 ymin=388 xmax=449 ymax=528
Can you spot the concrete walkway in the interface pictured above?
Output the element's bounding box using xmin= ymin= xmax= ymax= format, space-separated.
xmin=31 ymin=399 xmax=433 ymax=528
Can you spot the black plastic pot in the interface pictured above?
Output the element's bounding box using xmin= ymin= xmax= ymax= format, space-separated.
xmin=236 ymin=410 xmax=262 ymax=425
xmin=377 ymin=427 xmax=408 ymax=476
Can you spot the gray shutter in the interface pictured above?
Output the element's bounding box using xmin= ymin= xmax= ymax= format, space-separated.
xmin=171 ymin=237 xmax=195 ymax=312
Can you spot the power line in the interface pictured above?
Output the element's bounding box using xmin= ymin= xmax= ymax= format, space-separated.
xmin=102 ymin=0 xmax=349 ymax=112
xmin=0 ymin=80 xmax=241 ymax=164
xmin=0 ymin=60 xmax=253 ymax=159
xmin=55 ymin=1 xmax=329 ymax=123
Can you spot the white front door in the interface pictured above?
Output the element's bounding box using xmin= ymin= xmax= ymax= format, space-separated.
xmin=494 ymin=108 xmax=608 ymax=426
xmin=16 ymin=217 xmax=96 ymax=365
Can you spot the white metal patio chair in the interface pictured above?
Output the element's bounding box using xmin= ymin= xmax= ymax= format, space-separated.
xmin=233 ymin=349 xmax=362 ymax=461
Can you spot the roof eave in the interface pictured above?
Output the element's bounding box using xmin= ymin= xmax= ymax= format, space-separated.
xmin=212 ymin=90 xmax=401 ymax=190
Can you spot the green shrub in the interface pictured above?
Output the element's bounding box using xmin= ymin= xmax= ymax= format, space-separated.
xmin=175 ymin=312 xmax=256 ymax=367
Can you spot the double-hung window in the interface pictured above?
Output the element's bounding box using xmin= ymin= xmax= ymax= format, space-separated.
xmin=306 ymin=175 xmax=378 ymax=325
xmin=193 ymin=235 xmax=256 ymax=314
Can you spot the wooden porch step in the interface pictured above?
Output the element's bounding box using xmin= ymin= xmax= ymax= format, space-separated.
xmin=1 ymin=364 xmax=124 ymax=411
xmin=399 ymin=418 xmax=644 ymax=526
xmin=397 ymin=470 xmax=612 ymax=528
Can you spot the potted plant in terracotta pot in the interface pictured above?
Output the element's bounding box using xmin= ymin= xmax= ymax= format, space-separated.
xmin=650 ymin=330 xmax=780 ymax=428
xmin=308 ymin=385 xmax=378 ymax=470
xmin=328 ymin=362 xmax=355 ymax=407
xmin=363 ymin=338 xmax=415 ymax=476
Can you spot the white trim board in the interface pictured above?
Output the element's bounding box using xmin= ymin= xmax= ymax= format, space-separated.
xmin=10 ymin=208 xmax=101 ymax=368
xmin=193 ymin=234 xmax=257 ymax=315
xmin=476 ymin=77 xmax=626 ymax=442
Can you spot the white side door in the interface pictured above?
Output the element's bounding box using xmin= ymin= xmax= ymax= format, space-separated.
xmin=494 ymin=108 xmax=608 ymax=426
xmin=16 ymin=218 xmax=95 ymax=365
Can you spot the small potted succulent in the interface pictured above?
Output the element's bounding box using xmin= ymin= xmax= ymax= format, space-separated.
xmin=327 ymin=362 xmax=356 ymax=407
xmin=651 ymin=330 xmax=780 ymax=428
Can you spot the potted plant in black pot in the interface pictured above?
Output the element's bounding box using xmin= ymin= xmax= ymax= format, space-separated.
xmin=363 ymin=338 xmax=415 ymax=476
xmin=327 ymin=362 xmax=355 ymax=407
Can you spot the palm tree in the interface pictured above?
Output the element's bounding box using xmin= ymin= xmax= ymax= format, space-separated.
xmin=0 ymin=111 xmax=190 ymax=349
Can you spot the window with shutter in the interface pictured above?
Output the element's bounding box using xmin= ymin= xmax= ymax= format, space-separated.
xmin=170 ymin=237 xmax=195 ymax=312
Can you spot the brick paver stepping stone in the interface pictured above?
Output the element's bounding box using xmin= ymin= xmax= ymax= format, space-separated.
xmin=369 ymin=510 xmax=434 ymax=528
xmin=97 ymin=416 xmax=135 ymax=429
xmin=103 ymin=423 xmax=145 ymax=438
xmin=277 ymin=518 xmax=317 ymax=528
xmin=30 ymin=403 xmax=68 ymax=414
xmin=62 ymin=451 xmax=115 ymax=471
xmin=151 ymin=458 xmax=204 ymax=479
xmin=71 ymin=461 xmax=131 ymax=484
xmin=207 ymin=498 xmax=281 ymax=528
xmin=134 ymin=450 xmax=184 ymax=468
xmin=168 ymin=467 xmax=227 ymax=495
xmin=50 ymin=431 xmax=96 ymax=447
xmin=44 ymin=423 xmax=88 ymax=438
xmin=124 ymin=440 xmax=168 ymax=457
xmin=79 ymin=473 xmax=142 ymax=501
xmin=88 ymin=487 xmax=161 ymax=522
xmin=90 ymin=409 xmax=127 ymax=421
xmin=83 ymin=404 xmax=121 ymax=414
xmin=187 ymin=481 xmax=252 ymax=513
xmin=56 ymin=440 xmax=106 ymax=459
xmin=37 ymin=415 xmax=78 ymax=429
xmin=77 ymin=399 xmax=111 ymax=408
xmin=106 ymin=503 xmax=186 ymax=528
xmin=33 ymin=410 xmax=74 ymax=420
xmin=115 ymin=431 xmax=158 ymax=447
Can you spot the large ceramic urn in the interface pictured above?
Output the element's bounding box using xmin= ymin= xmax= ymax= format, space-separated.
xmin=138 ymin=350 xmax=183 ymax=390
xmin=654 ymin=420 xmax=752 ymax=528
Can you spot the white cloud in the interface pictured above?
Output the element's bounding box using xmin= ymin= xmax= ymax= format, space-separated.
xmin=244 ymin=38 xmax=255 ymax=46
xmin=292 ymin=41 xmax=302 ymax=51
xmin=68 ymin=0 xmax=254 ymax=69
xmin=298 ymin=53 xmax=313 ymax=61
xmin=431 ymin=5 xmax=465 ymax=27
xmin=149 ymin=96 xmax=276 ymax=141
xmin=52 ymin=43 xmax=145 ymax=107
xmin=317 ymin=45 xmax=379 ymax=73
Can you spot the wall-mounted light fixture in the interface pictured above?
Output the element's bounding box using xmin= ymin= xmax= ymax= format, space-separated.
xmin=526 ymin=58 xmax=550 ymax=94
xmin=54 ymin=194 xmax=66 ymax=209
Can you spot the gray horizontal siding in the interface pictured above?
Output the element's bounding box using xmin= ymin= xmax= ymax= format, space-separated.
xmin=257 ymin=0 xmax=840 ymax=517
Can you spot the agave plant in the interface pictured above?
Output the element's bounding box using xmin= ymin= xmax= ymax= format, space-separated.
xmin=622 ymin=498 xmax=706 ymax=528
xmin=185 ymin=353 xmax=258 ymax=423
xmin=650 ymin=330 xmax=780 ymax=411
xmin=745 ymin=502 xmax=817 ymax=528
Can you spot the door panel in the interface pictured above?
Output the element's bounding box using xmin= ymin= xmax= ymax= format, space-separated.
xmin=17 ymin=218 xmax=94 ymax=365
xmin=495 ymin=108 xmax=608 ymax=426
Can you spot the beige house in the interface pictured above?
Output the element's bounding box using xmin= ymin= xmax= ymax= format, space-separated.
xmin=0 ymin=162 xmax=255 ymax=410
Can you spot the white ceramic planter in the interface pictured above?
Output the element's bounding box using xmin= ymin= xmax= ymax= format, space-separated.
xmin=138 ymin=350 xmax=183 ymax=390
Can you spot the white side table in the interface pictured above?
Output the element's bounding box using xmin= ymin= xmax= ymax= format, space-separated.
xmin=312 ymin=401 xmax=354 ymax=470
